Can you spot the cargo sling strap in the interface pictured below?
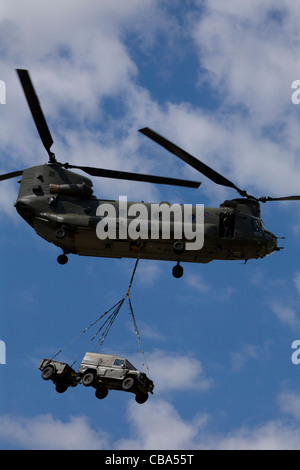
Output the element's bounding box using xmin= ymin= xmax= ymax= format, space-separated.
xmin=50 ymin=256 xmax=150 ymax=376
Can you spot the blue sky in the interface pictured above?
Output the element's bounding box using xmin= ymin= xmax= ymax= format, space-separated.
xmin=1 ymin=0 xmax=300 ymax=450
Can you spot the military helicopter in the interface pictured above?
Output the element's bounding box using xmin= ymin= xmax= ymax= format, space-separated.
xmin=1 ymin=69 xmax=299 ymax=278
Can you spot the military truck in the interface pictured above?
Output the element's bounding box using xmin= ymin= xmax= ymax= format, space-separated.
xmin=77 ymin=352 xmax=154 ymax=403
xmin=39 ymin=358 xmax=80 ymax=393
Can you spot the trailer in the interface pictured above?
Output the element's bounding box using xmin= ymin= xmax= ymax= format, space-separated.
xmin=39 ymin=358 xmax=80 ymax=393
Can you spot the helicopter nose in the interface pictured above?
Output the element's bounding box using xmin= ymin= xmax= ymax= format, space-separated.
xmin=264 ymin=230 xmax=278 ymax=253
xmin=15 ymin=198 xmax=34 ymax=226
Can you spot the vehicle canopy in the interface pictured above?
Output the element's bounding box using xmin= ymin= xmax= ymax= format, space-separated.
xmin=79 ymin=352 xmax=137 ymax=371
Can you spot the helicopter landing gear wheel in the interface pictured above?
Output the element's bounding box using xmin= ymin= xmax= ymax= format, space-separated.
xmin=57 ymin=253 xmax=68 ymax=265
xmin=172 ymin=262 xmax=183 ymax=278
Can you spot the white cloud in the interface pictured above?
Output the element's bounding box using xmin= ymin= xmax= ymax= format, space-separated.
xmin=117 ymin=394 xmax=300 ymax=450
xmin=135 ymin=321 xmax=165 ymax=342
xmin=269 ymin=300 xmax=300 ymax=330
xmin=117 ymin=399 xmax=209 ymax=450
xmin=230 ymin=343 xmax=261 ymax=372
xmin=0 ymin=0 xmax=173 ymax=209
xmin=185 ymin=272 xmax=234 ymax=300
xmin=0 ymin=413 xmax=108 ymax=450
xmin=187 ymin=0 xmax=300 ymax=200
xmin=2 ymin=407 xmax=300 ymax=450
xmin=185 ymin=272 xmax=210 ymax=293
xmin=249 ymin=270 xmax=300 ymax=331
xmin=202 ymin=420 xmax=300 ymax=450
xmin=146 ymin=349 xmax=212 ymax=393
xmin=3 ymin=387 xmax=300 ymax=450
xmin=3 ymin=0 xmax=300 ymax=217
xmin=193 ymin=0 xmax=300 ymax=121
xmin=294 ymin=272 xmax=300 ymax=296
xmin=278 ymin=390 xmax=300 ymax=420
xmin=135 ymin=260 xmax=162 ymax=286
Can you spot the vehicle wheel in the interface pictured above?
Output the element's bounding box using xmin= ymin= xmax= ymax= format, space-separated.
xmin=122 ymin=376 xmax=135 ymax=391
xmin=55 ymin=383 xmax=68 ymax=393
xmin=57 ymin=254 xmax=68 ymax=265
xmin=172 ymin=262 xmax=183 ymax=278
xmin=95 ymin=386 xmax=108 ymax=399
xmin=173 ymin=240 xmax=185 ymax=254
xmin=41 ymin=365 xmax=56 ymax=381
xmin=82 ymin=371 xmax=95 ymax=387
xmin=135 ymin=392 xmax=148 ymax=404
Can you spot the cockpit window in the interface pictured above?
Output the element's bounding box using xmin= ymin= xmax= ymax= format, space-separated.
xmin=251 ymin=218 xmax=264 ymax=232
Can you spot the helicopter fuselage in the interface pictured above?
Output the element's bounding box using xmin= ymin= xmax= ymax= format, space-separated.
xmin=14 ymin=164 xmax=278 ymax=268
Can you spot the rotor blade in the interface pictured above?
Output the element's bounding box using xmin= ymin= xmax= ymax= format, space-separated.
xmin=0 ymin=170 xmax=23 ymax=181
xmin=139 ymin=127 xmax=247 ymax=196
xmin=16 ymin=69 xmax=54 ymax=159
xmin=259 ymin=195 xmax=300 ymax=202
xmin=65 ymin=164 xmax=201 ymax=188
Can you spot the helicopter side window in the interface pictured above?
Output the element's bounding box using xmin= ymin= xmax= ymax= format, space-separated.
xmin=219 ymin=213 xmax=235 ymax=238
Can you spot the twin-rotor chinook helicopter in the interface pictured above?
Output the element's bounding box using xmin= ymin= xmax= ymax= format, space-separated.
xmin=1 ymin=69 xmax=299 ymax=278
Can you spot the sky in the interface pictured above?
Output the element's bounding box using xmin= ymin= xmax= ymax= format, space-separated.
xmin=2 ymin=0 xmax=300 ymax=450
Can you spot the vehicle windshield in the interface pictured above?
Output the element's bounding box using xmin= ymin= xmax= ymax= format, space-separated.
xmin=125 ymin=360 xmax=136 ymax=370
xmin=113 ymin=358 xmax=125 ymax=367
xmin=113 ymin=358 xmax=137 ymax=370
